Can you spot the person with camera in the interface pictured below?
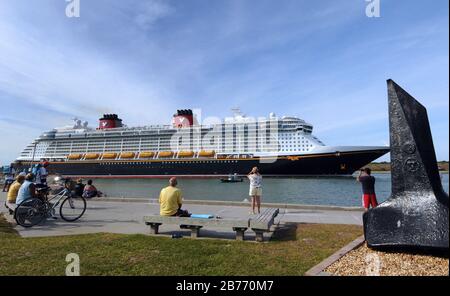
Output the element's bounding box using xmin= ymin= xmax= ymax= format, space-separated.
xmin=357 ymin=167 xmax=378 ymax=211
xmin=248 ymin=166 xmax=263 ymax=215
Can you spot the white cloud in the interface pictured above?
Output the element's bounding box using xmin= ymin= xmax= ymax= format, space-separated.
xmin=134 ymin=0 xmax=173 ymax=30
xmin=0 ymin=9 xmax=177 ymax=127
xmin=0 ymin=120 xmax=42 ymax=166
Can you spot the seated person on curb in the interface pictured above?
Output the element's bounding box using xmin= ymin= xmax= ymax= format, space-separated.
xmin=159 ymin=177 xmax=190 ymax=217
xmin=83 ymin=179 xmax=102 ymax=198
xmin=64 ymin=178 xmax=76 ymax=194
xmin=16 ymin=174 xmax=37 ymax=205
xmin=6 ymin=175 xmax=26 ymax=210
xmin=74 ymin=179 xmax=85 ymax=197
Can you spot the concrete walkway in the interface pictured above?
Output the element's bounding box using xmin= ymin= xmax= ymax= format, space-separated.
xmin=0 ymin=192 xmax=363 ymax=240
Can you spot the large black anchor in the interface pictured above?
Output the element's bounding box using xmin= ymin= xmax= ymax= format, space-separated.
xmin=363 ymin=80 xmax=449 ymax=251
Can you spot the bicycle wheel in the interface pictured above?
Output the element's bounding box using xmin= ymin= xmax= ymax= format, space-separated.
xmin=14 ymin=198 xmax=46 ymax=228
xmin=59 ymin=196 xmax=86 ymax=222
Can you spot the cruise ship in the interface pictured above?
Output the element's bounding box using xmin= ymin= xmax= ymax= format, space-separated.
xmin=13 ymin=109 xmax=389 ymax=177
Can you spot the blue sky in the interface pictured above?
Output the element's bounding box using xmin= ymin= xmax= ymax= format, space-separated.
xmin=0 ymin=0 xmax=448 ymax=165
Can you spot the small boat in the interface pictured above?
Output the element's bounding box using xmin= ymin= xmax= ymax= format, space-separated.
xmin=220 ymin=175 xmax=244 ymax=183
xmin=67 ymin=153 xmax=83 ymax=160
xmin=139 ymin=151 xmax=155 ymax=158
xmin=85 ymin=153 xmax=100 ymax=160
xmin=102 ymin=152 xmax=118 ymax=159
xmin=198 ymin=150 xmax=215 ymax=157
xmin=178 ymin=151 xmax=195 ymax=158
xmin=159 ymin=151 xmax=174 ymax=158
xmin=120 ymin=152 xmax=135 ymax=159
xmin=220 ymin=178 xmax=243 ymax=183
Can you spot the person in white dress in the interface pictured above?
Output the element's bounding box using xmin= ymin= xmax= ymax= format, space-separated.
xmin=247 ymin=167 xmax=262 ymax=214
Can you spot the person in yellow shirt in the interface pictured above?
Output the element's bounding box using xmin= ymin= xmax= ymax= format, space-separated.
xmin=159 ymin=177 xmax=190 ymax=217
xmin=6 ymin=174 xmax=25 ymax=205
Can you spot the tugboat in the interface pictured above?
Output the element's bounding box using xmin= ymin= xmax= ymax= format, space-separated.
xmin=220 ymin=174 xmax=244 ymax=183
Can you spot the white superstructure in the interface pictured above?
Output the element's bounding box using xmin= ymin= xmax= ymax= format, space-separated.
xmin=17 ymin=110 xmax=383 ymax=162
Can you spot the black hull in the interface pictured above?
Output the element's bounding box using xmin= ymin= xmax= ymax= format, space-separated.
xmin=15 ymin=150 xmax=388 ymax=178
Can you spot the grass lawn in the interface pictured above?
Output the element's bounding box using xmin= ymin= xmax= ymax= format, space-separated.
xmin=0 ymin=214 xmax=362 ymax=276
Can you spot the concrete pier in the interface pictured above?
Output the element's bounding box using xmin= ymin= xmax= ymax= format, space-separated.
xmin=1 ymin=192 xmax=363 ymax=240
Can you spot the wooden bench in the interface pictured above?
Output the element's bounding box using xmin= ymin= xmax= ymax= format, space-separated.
xmin=143 ymin=208 xmax=280 ymax=242
xmin=144 ymin=215 xmax=250 ymax=240
xmin=249 ymin=208 xmax=280 ymax=242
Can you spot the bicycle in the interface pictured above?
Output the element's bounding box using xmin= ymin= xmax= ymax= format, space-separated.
xmin=14 ymin=180 xmax=87 ymax=228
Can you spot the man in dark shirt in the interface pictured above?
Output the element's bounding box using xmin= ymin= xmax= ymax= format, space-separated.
xmin=357 ymin=168 xmax=378 ymax=211
xmin=74 ymin=179 xmax=85 ymax=197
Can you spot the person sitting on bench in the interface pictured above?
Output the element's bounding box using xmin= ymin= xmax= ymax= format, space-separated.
xmin=5 ymin=174 xmax=25 ymax=210
xmin=159 ymin=177 xmax=190 ymax=217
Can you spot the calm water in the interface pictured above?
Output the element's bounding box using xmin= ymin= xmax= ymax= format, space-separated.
xmin=90 ymin=173 xmax=449 ymax=207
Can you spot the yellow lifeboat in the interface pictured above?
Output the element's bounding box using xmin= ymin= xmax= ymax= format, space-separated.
xmin=85 ymin=153 xmax=100 ymax=160
xmin=178 ymin=151 xmax=194 ymax=158
xmin=139 ymin=151 xmax=155 ymax=158
xmin=102 ymin=152 xmax=118 ymax=159
xmin=120 ymin=152 xmax=135 ymax=159
xmin=198 ymin=150 xmax=215 ymax=157
xmin=68 ymin=153 xmax=83 ymax=160
xmin=159 ymin=151 xmax=174 ymax=158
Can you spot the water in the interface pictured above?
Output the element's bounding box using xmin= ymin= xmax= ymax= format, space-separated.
xmin=90 ymin=173 xmax=449 ymax=207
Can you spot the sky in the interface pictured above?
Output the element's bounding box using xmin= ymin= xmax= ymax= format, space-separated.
xmin=0 ymin=0 xmax=448 ymax=165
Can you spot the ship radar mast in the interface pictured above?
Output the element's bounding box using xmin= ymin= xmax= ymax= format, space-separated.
xmin=231 ymin=107 xmax=245 ymax=118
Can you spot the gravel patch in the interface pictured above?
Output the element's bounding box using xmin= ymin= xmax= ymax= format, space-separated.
xmin=326 ymin=244 xmax=449 ymax=276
